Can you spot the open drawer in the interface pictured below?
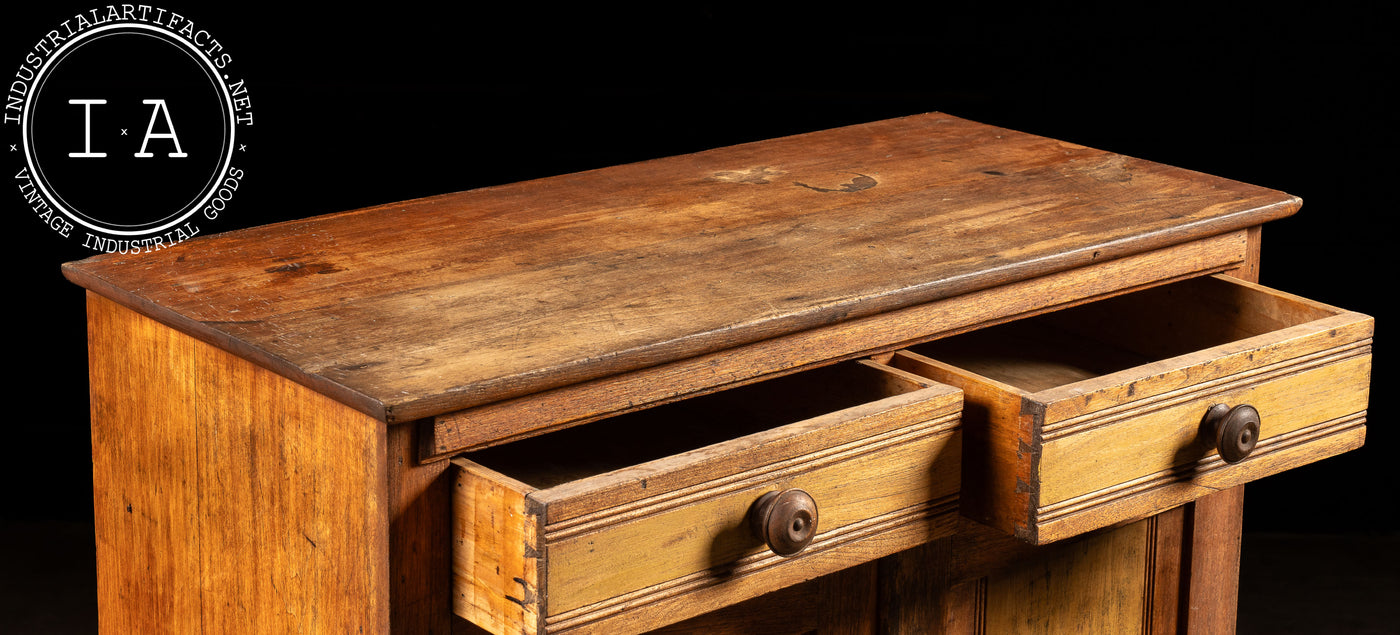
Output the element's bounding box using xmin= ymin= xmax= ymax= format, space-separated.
xmin=452 ymin=359 xmax=962 ymax=635
xmin=889 ymin=274 xmax=1372 ymax=545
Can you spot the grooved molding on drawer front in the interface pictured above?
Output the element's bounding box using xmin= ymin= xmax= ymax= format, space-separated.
xmin=546 ymin=497 xmax=959 ymax=634
xmin=543 ymin=412 xmax=961 ymax=541
xmin=1038 ymin=350 xmax=1372 ymax=505
xmin=452 ymin=358 xmax=962 ymax=634
xmin=890 ymin=274 xmax=1374 ymax=545
xmin=1040 ymin=412 xmax=1368 ymax=522
xmin=1041 ymin=338 xmax=1372 ymax=440
xmin=1037 ymin=415 xmax=1365 ymax=542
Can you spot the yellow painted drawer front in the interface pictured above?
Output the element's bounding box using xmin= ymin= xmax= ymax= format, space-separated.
xmin=892 ymin=274 xmax=1371 ymax=545
xmin=452 ymin=359 xmax=963 ymax=635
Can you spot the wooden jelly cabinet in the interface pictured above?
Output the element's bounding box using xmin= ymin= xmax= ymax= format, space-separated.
xmin=64 ymin=113 xmax=1371 ymax=634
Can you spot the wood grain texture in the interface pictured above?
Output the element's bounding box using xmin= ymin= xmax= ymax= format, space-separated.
xmin=386 ymin=422 xmax=457 ymax=634
xmin=63 ymin=113 xmax=1300 ymax=424
xmin=983 ymin=519 xmax=1149 ymax=633
xmin=534 ymin=372 xmax=960 ymax=523
xmin=453 ymin=462 xmax=542 ymax=635
xmin=892 ymin=273 xmax=1371 ymax=544
xmin=88 ymin=292 xmax=390 ymax=634
xmin=1182 ymin=485 xmax=1246 ymax=634
xmin=894 ymin=232 xmax=1255 ymax=634
xmin=1174 ymin=233 xmax=1259 ymax=635
xmin=817 ymin=562 xmax=881 ymax=635
xmin=550 ymin=502 xmax=956 ymax=635
xmin=646 ymin=573 xmax=823 ymax=635
xmin=561 ymin=476 xmax=1212 ymax=635
xmin=871 ymin=510 xmax=1188 ymax=634
xmin=962 ymin=579 xmax=991 ymax=635
xmin=888 ymin=353 xmax=1039 ymax=542
xmin=425 ymin=231 xmax=1249 ymax=459
xmin=1145 ymin=508 xmax=1185 ymax=635
xmin=1040 ymin=413 xmax=1365 ymax=543
xmin=647 ymin=562 xmax=878 ymax=635
xmin=543 ymin=433 xmax=960 ymax=615
xmin=89 ymin=292 xmax=202 ymax=634
xmin=1038 ymin=346 xmax=1371 ymax=501
xmin=939 ymin=577 xmax=988 ymax=635
xmin=876 ymin=539 xmax=954 ymax=633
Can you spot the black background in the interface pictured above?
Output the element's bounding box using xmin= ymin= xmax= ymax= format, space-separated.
xmin=1 ymin=2 xmax=1394 ymax=628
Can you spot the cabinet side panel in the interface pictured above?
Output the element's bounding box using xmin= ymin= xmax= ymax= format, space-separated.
xmin=88 ymin=292 xmax=391 ymax=633
xmin=89 ymin=292 xmax=203 ymax=634
xmin=192 ymin=312 xmax=391 ymax=633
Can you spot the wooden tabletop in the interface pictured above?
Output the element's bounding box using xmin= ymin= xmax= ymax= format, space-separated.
xmin=64 ymin=113 xmax=1300 ymax=423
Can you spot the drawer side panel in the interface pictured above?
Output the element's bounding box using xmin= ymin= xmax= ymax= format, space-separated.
xmin=453 ymin=462 xmax=542 ymax=635
xmin=888 ymin=351 xmax=1039 ymax=541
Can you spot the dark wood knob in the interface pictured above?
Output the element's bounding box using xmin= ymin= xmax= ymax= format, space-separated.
xmin=750 ymin=489 xmax=819 ymax=557
xmin=1203 ymin=403 xmax=1260 ymax=463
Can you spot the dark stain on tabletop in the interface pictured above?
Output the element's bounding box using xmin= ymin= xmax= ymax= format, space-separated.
xmin=265 ymin=261 xmax=346 ymax=276
xmin=794 ymin=174 xmax=878 ymax=193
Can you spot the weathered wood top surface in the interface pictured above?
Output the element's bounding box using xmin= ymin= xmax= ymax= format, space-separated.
xmin=64 ymin=113 xmax=1300 ymax=423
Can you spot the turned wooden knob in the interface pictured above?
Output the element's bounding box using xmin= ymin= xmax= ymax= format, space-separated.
xmin=1204 ymin=403 xmax=1260 ymax=463
xmin=750 ymin=489 xmax=819 ymax=557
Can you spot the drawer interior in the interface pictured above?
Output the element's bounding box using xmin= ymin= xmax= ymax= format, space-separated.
xmin=464 ymin=360 xmax=934 ymax=488
xmin=905 ymin=275 xmax=1339 ymax=393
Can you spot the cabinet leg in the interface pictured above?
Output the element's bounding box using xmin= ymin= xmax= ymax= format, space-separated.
xmin=1182 ymin=486 xmax=1245 ymax=634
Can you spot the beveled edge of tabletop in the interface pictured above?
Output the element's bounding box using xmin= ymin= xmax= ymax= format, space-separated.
xmin=62 ymin=112 xmax=1302 ymax=425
